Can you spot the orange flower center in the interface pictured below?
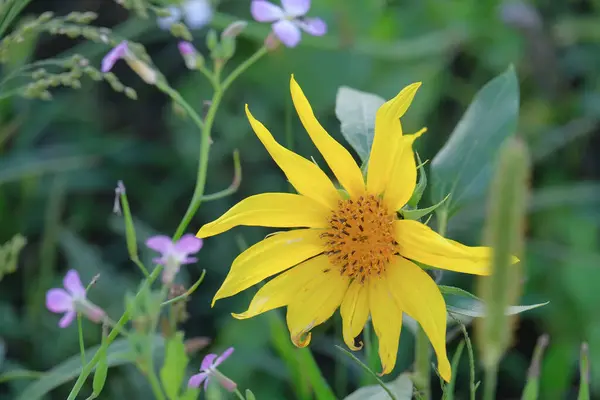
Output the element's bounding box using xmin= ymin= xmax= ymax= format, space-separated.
xmin=321 ymin=195 xmax=397 ymax=282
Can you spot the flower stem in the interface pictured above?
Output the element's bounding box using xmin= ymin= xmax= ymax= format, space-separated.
xmin=146 ymin=368 xmax=166 ymax=400
xmin=483 ymin=364 xmax=498 ymax=400
xmin=66 ymin=265 xmax=163 ymax=400
xmin=172 ymin=45 xmax=267 ymax=240
xmin=414 ymin=326 xmax=431 ymax=399
xmin=77 ymin=314 xmax=85 ymax=366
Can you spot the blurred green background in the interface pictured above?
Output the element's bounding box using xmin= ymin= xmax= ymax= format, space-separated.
xmin=1 ymin=0 xmax=599 ymax=399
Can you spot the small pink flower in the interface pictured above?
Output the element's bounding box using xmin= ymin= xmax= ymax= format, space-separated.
xmin=188 ymin=347 xmax=236 ymax=391
xmin=178 ymin=42 xmax=199 ymax=69
xmin=146 ymin=234 xmax=203 ymax=284
xmin=101 ymin=41 xmax=157 ymax=84
xmin=46 ymin=270 xmax=105 ymax=328
xmin=250 ymin=0 xmax=326 ymax=48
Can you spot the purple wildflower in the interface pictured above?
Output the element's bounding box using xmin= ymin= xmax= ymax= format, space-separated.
xmin=146 ymin=234 xmax=203 ymax=284
xmin=178 ymin=41 xmax=199 ymax=69
xmin=101 ymin=41 xmax=157 ymax=84
xmin=250 ymin=0 xmax=326 ymax=48
xmin=46 ymin=270 xmax=105 ymax=328
xmin=188 ymin=347 xmax=236 ymax=391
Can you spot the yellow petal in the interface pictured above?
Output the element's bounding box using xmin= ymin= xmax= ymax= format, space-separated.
xmin=212 ymin=229 xmax=325 ymax=305
xmin=246 ymin=105 xmax=340 ymax=209
xmin=367 ymin=82 xmax=421 ymax=195
xmin=394 ymin=219 xmax=493 ymax=275
xmin=387 ymin=257 xmax=451 ymax=382
xmin=197 ymin=193 xmax=329 ymax=238
xmin=232 ymin=255 xmax=330 ymax=320
xmin=290 ymin=75 xmax=365 ymax=198
xmin=286 ymin=266 xmax=349 ymax=347
xmin=368 ymin=275 xmax=402 ymax=375
xmin=340 ymin=279 xmax=370 ymax=350
xmin=383 ymin=128 xmax=426 ymax=210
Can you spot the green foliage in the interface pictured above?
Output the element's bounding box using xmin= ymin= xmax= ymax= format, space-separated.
xmin=0 ymin=0 xmax=598 ymax=399
xmin=159 ymin=332 xmax=189 ymax=400
xmin=0 ymin=234 xmax=26 ymax=281
xmin=430 ymin=66 xmax=520 ymax=218
xmin=439 ymin=285 xmax=548 ymax=318
xmin=334 ymin=86 xmax=384 ymax=163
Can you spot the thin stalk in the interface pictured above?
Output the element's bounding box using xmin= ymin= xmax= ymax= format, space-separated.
xmin=173 ymin=46 xmax=266 ymax=239
xmin=66 ymin=266 xmax=163 ymax=400
xmin=414 ymin=326 xmax=431 ymax=400
xmin=483 ymin=364 xmax=498 ymax=400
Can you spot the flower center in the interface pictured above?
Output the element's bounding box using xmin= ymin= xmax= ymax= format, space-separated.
xmin=321 ymin=195 xmax=397 ymax=282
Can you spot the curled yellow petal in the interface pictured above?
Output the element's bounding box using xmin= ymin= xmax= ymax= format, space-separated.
xmin=212 ymin=229 xmax=325 ymax=305
xmin=196 ymin=193 xmax=329 ymax=238
xmin=383 ymin=128 xmax=426 ymax=211
xmin=290 ymin=75 xmax=365 ymax=198
xmin=340 ymin=279 xmax=370 ymax=350
xmin=232 ymin=255 xmax=330 ymax=320
xmin=368 ymin=275 xmax=402 ymax=375
xmin=245 ymin=104 xmax=340 ymax=209
xmin=367 ymin=82 xmax=421 ymax=195
xmin=286 ymin=266 xmax=349 ymax=347
xmin=387 ymin=257 xmax=451 ymax=382
xmin=394 ymin=219 xmax=497 ymax=275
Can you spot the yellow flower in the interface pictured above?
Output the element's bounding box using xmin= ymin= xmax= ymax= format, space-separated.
xmin=197 ymin=75 xmax=496 ymax=382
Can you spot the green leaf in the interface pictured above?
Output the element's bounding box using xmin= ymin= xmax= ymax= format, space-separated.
xmin=245 ymin=389 xmax=257 ymax=400
xmin=160 ymin=332 xmax=190 ymax=400
xmin=439 ymin=285 xmax=548 ymax=318
xmin=179 ymin=387 xmax=200 ymax=400
xmin=90 ymin=345 xmax=108 ymax=398
xmin=578 ymin=343 xmax=590 ymax=400
xmin=335 ymin=86 xmax=385 ymax=162
xmin=430 ymin=65 xmax=520 ymax=217
xmin=343 ymin=373 xmax=413 ymax=400
xmin=17 ymin=336 xmax=164 ymax=400
xmin=401 ymin=193 xmax=449 ymax=221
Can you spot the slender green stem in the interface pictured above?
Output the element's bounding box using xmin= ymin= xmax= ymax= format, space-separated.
xmin=414 ymin=210 xmax=449 ymax=399
xmin=482 ymin=364 xmax=498 ymax=400
xmin=336 ymin=346 xmax=397 ymax=400
xmin=146 ymin=368 xmax=166 ymax=400
xmin=77 ymin=314 xmax=86 ymax=366
xmin=460 ymin=324 xmax=476 ymax=400
xmin=414 ymin=326 xmax=431 ymax=400
xmin=221 ymin=46 xmax=267 ymax=91
xmin=161 ymin=270 xmax=206 ymax=306
xmin=172 ymin=46 xmax=267 ymax=239
xmin=66 ymin=266 xmax=163 ymax=400
xmin=200 ymin=150 xmax=241 ymax=202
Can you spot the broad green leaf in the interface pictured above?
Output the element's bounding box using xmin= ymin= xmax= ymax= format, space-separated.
xmin=245 ymin=389 xmax=257 ymax=400
xmin=16 ymin=336 xmax=164 ymax=400
xmin=335 ymin=86 xmax=385 ymax=162
xmin=343 ymin=373 xmax=413 ymax=400
xmin=160 ymin=332 xmax=190 ymax=400
xmin=430 ymin=65 xmax=520 ymax=217
xmin=439 ymin=285 xmax=548 ymax=318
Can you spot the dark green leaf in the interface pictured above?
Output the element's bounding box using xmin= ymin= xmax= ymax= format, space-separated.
xmin=335 ymin=86 xmax=385 ymax=162
xmin=430 ymin=66 xmax=520 ymax=217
